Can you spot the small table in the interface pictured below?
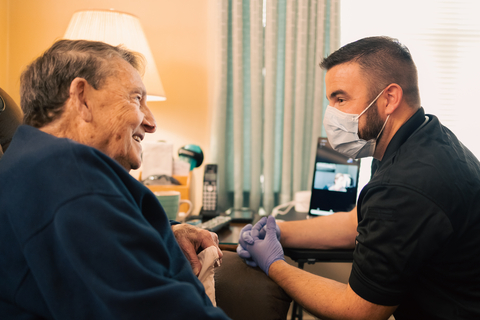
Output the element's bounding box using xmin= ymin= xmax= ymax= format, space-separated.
xmin=217 ymin=209 xmax=354 ymax=320
xmin=217 ymin=221 xmax=249 ymax=251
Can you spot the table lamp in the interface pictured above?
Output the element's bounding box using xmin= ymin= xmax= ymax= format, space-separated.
xmin=63 ymin=9 xmax=166 ymax=101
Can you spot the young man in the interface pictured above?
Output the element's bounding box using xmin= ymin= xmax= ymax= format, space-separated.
xmin=238 ymin=36 xmax=480 ymax=319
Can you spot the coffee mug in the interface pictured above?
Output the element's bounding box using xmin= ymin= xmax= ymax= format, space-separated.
xmin=154 ymin=190 xmax=192 ymax=220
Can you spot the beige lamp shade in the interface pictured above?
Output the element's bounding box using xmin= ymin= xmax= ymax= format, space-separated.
xmin=64 ymin=9 xmax=166 ymax=101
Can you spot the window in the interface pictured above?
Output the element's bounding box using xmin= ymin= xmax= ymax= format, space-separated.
xmin=341 ymin=0 xmax=480 ymax=189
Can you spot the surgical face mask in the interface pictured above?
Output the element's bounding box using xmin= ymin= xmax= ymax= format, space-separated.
xmin=323 ymin=89 xmax=390 ymax=159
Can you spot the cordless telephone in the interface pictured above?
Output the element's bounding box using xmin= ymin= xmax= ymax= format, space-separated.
xmin=201 ymin=164 xmax=218 ymax=217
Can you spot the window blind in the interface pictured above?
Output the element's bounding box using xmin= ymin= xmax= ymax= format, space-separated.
xmin=341 ymin=0 xmax=480 ymax=189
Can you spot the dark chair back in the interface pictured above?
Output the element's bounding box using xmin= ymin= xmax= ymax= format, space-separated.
xmin=0 ymin=88 xmax=23 ymax=157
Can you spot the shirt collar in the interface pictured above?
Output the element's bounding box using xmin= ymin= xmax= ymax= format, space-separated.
xmin=380 ymin=107 xmax=426 ymax=163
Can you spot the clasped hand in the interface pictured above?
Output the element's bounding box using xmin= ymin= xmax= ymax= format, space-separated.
xmin=172 ymin=224 xmax=223 ymax=276
xmin=237 ymin=215 xmax=284 ymax=275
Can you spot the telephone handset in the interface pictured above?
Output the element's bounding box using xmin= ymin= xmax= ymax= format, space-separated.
xmin=201 ymin=164 xmax=218 ymax=217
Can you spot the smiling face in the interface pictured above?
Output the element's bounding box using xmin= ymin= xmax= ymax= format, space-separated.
xmin=86 ymin=57 xmax=156 ymax=171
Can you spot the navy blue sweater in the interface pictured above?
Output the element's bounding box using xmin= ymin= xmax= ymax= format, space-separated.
xmin=0 ymin=125 xmax=230 ymax=319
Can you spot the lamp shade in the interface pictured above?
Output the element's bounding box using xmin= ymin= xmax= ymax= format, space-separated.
xmin=64 ymin=10 xmax=166 ymax=101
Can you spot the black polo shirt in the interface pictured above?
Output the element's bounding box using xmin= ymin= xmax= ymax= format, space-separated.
xmin=349 ymin=108 xmax=480 ymax=319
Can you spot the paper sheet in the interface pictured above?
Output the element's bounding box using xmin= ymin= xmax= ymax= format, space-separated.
xmin=197 ymin=246 xmax=220 ymax=306
xmin=142 ymin=141 xmax=173 ymax=179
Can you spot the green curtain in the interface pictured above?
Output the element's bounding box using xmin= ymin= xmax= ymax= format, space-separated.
xmin=210 ymin=0 xmax=340 ymax=215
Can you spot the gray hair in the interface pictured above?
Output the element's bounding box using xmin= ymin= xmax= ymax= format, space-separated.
xmin=20 ymin=39 xmax=145 ymax=127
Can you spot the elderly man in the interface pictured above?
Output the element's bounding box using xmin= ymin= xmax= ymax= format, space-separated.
xmin=239 ymin=36 xmax=480 ymax=319
xmin=0 ymin=40 xmax=230 ymax=319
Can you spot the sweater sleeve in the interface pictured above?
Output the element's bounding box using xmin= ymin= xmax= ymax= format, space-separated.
xmin=23 ymin=193 xmax=230 ymax=320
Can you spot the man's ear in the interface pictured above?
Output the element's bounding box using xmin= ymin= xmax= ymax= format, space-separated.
xmin=69 ymin=78 xmax=93 ymax=122
xmin=384 ymin=83 xmax=403 ymax=116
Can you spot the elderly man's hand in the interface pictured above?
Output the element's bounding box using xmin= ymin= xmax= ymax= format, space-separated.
xmin=171 ymin=224 xmax=223 ymax=276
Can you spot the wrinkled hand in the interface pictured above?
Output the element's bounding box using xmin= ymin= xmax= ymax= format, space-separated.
xmin=237 ymin=219 xmax=281 ymax=267
xmin=172 ymin=224 xmax=223 ymax=276
xmin=242 ymin=216 xmax=284 ymax=275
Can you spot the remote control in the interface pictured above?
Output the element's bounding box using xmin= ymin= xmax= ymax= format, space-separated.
xmin=197 ymin=216 xmax=232 ymax=233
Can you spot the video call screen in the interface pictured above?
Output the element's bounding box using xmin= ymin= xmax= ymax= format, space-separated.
xmin=309 ymin=138 xmax=360 ymax=215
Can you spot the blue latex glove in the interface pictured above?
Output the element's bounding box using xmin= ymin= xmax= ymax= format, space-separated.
xmin=244 ymin=216 xmax=285 ymax=275
xmin=237 ymin=219 xmax=281 ymax=267
xmin=237 ymin=224 xmax=258 ymax=267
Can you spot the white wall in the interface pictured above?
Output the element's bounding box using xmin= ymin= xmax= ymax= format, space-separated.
xmin=340 ymin=0 xmax=480 ymax=159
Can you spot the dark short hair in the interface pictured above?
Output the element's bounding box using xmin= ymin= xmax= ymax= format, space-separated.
xmin=20 ymin=39 xmax=145 ymax=127
xmin=320 ymin=36 xmax=420 ymax=107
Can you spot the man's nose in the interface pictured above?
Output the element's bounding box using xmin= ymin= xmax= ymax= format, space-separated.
xmin=142 ymin=105 xmax=156 ymax=133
